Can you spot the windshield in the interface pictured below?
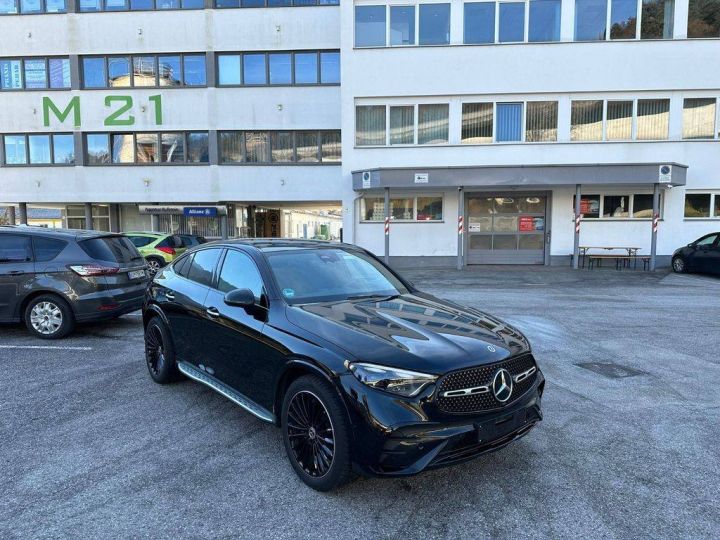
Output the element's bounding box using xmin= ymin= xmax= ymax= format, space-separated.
xmin=265 ymin=247 xmax=409 ymax=305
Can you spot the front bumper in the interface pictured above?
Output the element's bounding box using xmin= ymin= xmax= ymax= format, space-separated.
xmin=340 ymin=369 xmax=544 ymax=477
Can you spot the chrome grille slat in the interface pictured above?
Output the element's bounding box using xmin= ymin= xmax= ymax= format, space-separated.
xmin=435 ymin=353 xmax=537 ymax=414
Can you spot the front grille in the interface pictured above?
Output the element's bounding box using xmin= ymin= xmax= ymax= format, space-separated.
xmin=435 ymin=353 xmax=537 ymax=414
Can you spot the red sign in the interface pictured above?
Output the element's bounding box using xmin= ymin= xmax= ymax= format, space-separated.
xmin=519 ymin=216 xmax=535 ymax=232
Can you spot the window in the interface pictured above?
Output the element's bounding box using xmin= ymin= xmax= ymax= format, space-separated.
xmin=683 ymin=98 xmax=717 ymax=139
xmin=219 ymin=131 xmax=340 ymax=164
xmin=3 ymin=133 xmax=74 ymax=166
xmin=607 ymin=100 xmax=633 ymax=140
xmin=496 ymin=102 xmax=523 ymax=142
xmin=0 ymin=235 xmax=32 ymax=263
xmin=0 ymin=0 xmax=66 ymax=13
xmin=530 ymin=0 xmax=562 ymax=41
xmin=320 ymin=52 xmax=340 ymax=84
xmin=218 ymin=250 xmax=264 ymax=298
xmin=636 ymin=98 xmax=670 ymax=140
xmin=571 ymin=100 xmax=604 ymax=141
xmin=361 ymin=195 xmax=443 ymax=222
xmin=499 ymin=2 xmax=525 ymax=42
xmin=418 ymin=104 xmax=449 ymax=144
xmin=575 ymin=193 xmax=660 ymax=218
xmin=684 ymin=193 xmax=712 ymax=217
xmin=610 ymin=0 xmax=637 ymax=39
xmin=356 ymin=106 xmax=386 ymax=146
xmin=82 ymin=54 xmax=206 ymax=88
xmin=688 ymin=0 xmax=720 ymax=37
xmin=216 ymin=51 xmax=338 ymax=86
xmin=603 ymin=195 xmax=630 ymax=217
xmin=0 ymin=57 xmax=70 ymax=90
xmin=575 ymin=0 xmax=608 ymax=40
xmin=84 ymin=132 xmax=209 ymax=165
xmin=187 ymin=249 xmax=221 ymax=288
xmin=33 ymin=237 xmax=67 ymax=262
xmin=462 ymin=102 xmax=493 ymax=143
xmin=355 ymin=5 xmax=387 ymax=47
xmin=640 ymin=0 xmax=674 ymax=39
xmin=390 ymin=106 xmax=415 ymax=145
xmin=79 ymin=0 xmax=202 ymax=10
xmin=391 ymin=6 xmax=415 ymax=45
xmin=464 ymin=2 xmax=496 ymax=44
xmin=420 ymin=3 xmax=451 ymax=45
xmin=525 ymin=101 xmax=558 ymax=142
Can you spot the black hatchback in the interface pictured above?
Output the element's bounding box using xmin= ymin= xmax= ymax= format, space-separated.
xmin=143 ymin=240 xmax=543 ymax=490
xmin=0 ymin=226 xmax=150 ymax=339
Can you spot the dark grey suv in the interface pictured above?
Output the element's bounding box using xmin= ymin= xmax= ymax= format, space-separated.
xmin=0 ymin=226 xmax=150 ymax=339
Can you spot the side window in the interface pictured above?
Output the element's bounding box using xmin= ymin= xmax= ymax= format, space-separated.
xmin=33 ymin=237 xmax=68 ymax=262
xmin=129 ymin=236 xmax=154 ymax=247
xmin=0 ymin=235 xmax=32 ymax=263
xmin=697 ymin=234 xmax=718 ymax=246
xmin=217 ymin=250 xmax=264 ymax=299
xmin=186 ymin=249 xmax=221 ymax=287
xmin=173 ymin=254 xmax=192 ymax=277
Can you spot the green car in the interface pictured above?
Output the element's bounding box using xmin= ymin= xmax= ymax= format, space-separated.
xmin=124 ymin=232 xmax=187 ymax=274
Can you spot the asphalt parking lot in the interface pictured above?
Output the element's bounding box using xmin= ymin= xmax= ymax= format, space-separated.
xmin=1 ymin=267 xmax=719 ymax=539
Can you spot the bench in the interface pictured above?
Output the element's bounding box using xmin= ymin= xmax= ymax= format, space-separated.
xmin=587 ymin=254 xmax=651 ymax=271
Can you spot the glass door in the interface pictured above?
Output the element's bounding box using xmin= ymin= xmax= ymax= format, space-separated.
xmin=466 ymin=193 xmax=547 ymax=264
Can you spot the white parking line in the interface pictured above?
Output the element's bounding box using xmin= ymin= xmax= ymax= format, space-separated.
xmin=0 ymin=345 xmax=93 ymax=351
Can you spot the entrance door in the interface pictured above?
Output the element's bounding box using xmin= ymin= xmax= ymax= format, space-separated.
xmin=466 ymin=193 xmax=548 ymax=265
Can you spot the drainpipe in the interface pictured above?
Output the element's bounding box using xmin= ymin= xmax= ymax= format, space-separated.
xmin=84 ymin=203 xmax=94 ymax=231
xmin=6 ymin=205 xmax=16 ymax=225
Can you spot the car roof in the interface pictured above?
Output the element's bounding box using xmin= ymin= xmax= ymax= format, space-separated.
xmin=0 ymin=225 xmax=121 ymax=240
xmin=209 ymin=238 xmax=361 ymax=253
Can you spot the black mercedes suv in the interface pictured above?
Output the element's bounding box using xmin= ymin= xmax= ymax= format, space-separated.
xmin=0 ymin=226 xmax=149 ymax=339
xmin=142 ymin=239 xmax=544 ymax=490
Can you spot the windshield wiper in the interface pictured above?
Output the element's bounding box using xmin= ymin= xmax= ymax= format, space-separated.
xmin=346 ymin=293 xmax=401 ymax=302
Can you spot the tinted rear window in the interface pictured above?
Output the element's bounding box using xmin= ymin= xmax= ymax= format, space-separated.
xmin=80 ymin=236 xmax=143 ymax=263
xmin=33 ymin=237 xmax=68 ymax=262
xmin=174 ymin=254 xmax=192 ymax=277
xmin=157 ymin=235 xmax=183 ymax=249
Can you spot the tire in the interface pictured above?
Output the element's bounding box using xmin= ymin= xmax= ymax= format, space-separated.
xmin=672 ymin=256 xmax=687 ymax=273
xmin=146 ymin=256 xmax=165 ymax=275
xmin=282 ymin=375 xmax=353 ymax=491
xmin=24 ymin=294 xmax=75 ymax=340
xmin=144 ymin=317 xmax=181 ymax=384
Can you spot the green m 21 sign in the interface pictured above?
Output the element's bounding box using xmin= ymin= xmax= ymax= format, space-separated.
xmin=42 ymin=95 xmax=163 ymax=127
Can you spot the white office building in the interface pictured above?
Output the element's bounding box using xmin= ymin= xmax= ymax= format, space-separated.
xmin=1 ymin=0 xmax=719 ymax=267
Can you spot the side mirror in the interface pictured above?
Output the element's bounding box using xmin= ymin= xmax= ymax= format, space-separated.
xmin=224 ymin=288 xmax=256 ymax=308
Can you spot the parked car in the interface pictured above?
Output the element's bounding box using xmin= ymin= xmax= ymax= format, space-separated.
xmin=0 ymin=226 xmax=149 ymax=339
xmin=672 ymin=232 xmax=720 ymax=275
xmin=142 ymin=239 xmax=544 ymax=491
xmin=178 ymin=234 xmax=208 ymax=248
xmin=124 ymin=232 xmax=186 ymax=274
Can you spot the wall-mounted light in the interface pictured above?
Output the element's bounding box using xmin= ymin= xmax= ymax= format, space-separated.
xmin=137 ymin=28 xmax=143 ymax=36
xmin=276 ymin=104 xmax=283 ymax=111
xmin=275 ymin=25 xmax=281 ymax=33
xmin=280 ymin=179 xmax=285 ymax=186
xmin=27 ymin=31 xmax=32 ymax=38
xmin=143 ymin=178 xmax=151 ymax=187
xmin=35 ymin=180 xmax=41 ymax=188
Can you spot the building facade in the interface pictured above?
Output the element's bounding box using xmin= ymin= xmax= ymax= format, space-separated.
xmin=1 ymin=0 xmax=719 ymax=267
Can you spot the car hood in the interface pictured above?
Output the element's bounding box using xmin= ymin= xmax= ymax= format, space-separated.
xmin=285 ymin=293 xmax=530 ymax=374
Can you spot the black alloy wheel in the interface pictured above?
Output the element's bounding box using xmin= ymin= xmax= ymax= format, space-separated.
xmin=672 ymin=256 xmax=686 ymax=273
xmin=286 ymin=390 xmax=336 ymax=478
xmin=144 ymin=317 xmax=180 ymax=384
xmin=282 ymin=375 xmax=352 ymax=491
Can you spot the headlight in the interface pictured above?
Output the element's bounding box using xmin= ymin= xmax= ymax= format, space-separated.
xmin=347 ymin=362 xmax=437 ymax=397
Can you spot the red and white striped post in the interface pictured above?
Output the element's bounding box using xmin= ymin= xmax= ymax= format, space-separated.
xmin=384 ymin=216 xmax=390 ymax=236
xmin=573 ymin=184 xmax=582 ymax=269
xmin=458 ymin=215 xmax=464 ymax=236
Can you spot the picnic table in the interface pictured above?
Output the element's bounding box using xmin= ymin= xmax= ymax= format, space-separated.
xmin=578 ymin=246 xmax=648 ymax=270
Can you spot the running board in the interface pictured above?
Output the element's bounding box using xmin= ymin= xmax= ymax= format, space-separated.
xmin=177 ymin=361 xmax=275 ymax=424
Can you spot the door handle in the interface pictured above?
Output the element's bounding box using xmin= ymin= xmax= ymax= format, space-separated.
xmin=206 ymin=307 xmax=220 ymax=318
xmin=165 ymin=292 xmax=175 ymax=301
xmin=5 ymin=270 xmax=24 ymax=276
